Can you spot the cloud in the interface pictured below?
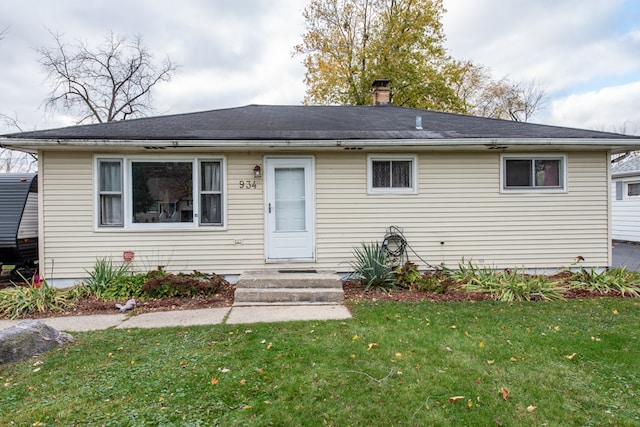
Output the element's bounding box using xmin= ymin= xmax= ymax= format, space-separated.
xmin=549 ymin=81 xmax=640 ymax=134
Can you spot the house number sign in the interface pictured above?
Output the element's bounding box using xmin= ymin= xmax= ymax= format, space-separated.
xmin=239 ymin=180 xmax=257 ymax=189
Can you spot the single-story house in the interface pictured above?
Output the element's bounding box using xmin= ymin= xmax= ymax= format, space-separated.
xmin=612 ymin=156 xmax=640 ymax=242
xmin=2 ymin=95 xmax=640 ymax=286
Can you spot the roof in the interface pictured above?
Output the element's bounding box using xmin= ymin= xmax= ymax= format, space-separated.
xmin=612 ymin=156 xmax=640 ymax=178
xmin=2 ymin=105 xmax=639 ymax=153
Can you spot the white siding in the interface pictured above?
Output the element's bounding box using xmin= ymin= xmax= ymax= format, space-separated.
xmin=612 ymin=177 xmax=640 ymax=242
xmin=39 ymin=150 xmax=611 ymax=282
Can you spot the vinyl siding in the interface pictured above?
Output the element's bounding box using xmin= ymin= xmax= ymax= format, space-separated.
xmin=39 ymin=150 xmax=610 ymax=282
xmin=612 ymin=177 xmax=640 ymax=242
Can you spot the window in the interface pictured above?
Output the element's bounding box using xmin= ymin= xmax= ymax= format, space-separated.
xmin=368 ymin=155 xmax=417 ymax=193
xmin=502 ymin=155 xmax=565 ymax=191
xmin=96 ymin=156 xmax=225 ymax=229
xmin=98 ymin=159 xmax=123 ymax=226
xmin=628 ymin=182 xmax=640 ymax=197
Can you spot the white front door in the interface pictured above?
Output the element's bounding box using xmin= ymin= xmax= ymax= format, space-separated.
xmin=265 ymin=157 xmax=315 ymax=261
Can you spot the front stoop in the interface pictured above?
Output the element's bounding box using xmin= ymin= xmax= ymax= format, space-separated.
xmin=233 ymin=270 xmax=344 ymax=306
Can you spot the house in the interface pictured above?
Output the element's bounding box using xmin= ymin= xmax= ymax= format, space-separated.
xmin=2 ymin=95 xmax=640 ymax=287
xmin=611 ymin=156 xmax=640 ymax=242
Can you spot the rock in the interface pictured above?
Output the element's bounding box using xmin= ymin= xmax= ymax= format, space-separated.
xmin=0 ymin=320 xmax=74 ymax=364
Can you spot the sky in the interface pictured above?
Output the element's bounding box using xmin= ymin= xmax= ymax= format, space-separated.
xmin=1 ymin=0 xmax=640 ymax=135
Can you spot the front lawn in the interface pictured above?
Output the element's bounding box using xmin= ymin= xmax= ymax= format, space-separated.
xmin=1 ymin=298 xmax=639 ymax=426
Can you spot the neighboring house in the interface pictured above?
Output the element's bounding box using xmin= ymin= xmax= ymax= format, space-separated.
xmin=611 ymin=156 xmax=640 ymax=242
xmin=2 ymin=96 xmax=640 ymax=286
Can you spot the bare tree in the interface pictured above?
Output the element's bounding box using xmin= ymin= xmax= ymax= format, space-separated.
xmin=37 ymin=30 xmax=178 ymax=124
xmin=450 ymin=61 xmax=547 ymax=122
xmin=0 ymin=113 xmax=38 ymax=173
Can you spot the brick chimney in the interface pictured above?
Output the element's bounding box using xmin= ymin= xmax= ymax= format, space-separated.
xmin=372 ymin=79 xmax=391 ymax=105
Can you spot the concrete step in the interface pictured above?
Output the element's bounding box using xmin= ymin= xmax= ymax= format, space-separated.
xmin=236 ymin=270 xmax=342 ymax=289
xmin=233 ymin=270 xmax=345 ymax=306
xmin=234 ymin=288 xmax=344 ymax=304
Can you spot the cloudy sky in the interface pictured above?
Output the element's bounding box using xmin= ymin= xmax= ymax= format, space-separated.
xmin=1 ymin=0 xmax=639 ymax=134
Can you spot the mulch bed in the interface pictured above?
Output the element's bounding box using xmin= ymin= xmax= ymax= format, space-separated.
xmin=2 ymin=278 xmax=634 ymax=320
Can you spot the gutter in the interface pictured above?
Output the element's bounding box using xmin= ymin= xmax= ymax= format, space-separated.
xmin=3 ymin=137 xmax=640 ymax=153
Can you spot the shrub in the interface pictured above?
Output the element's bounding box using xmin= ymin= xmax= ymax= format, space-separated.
xmin=349 ymin=242 xmax=395 ymax=292
xmin=98 ymin=273 xmax=148 ymax=300
xmin=141 ymin=271 xmax=224 ymax=298
xmin=414 ymin=270 xmax=457 ymax=294
xmin=453 ymin=261 xmax=565 ymax=302
xmin=0 ymin=280 xmax=69 ymax=319
xmin=568 ymin=267 xmax=640 ymax=297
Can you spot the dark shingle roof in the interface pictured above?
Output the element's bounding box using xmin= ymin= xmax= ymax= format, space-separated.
xmin=3 ymin=105 xmax=634 ymax=141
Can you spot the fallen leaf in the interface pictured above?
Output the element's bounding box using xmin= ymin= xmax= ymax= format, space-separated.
xmin=240 ymin=379 xmax=246 ymax=385
xmin=28 ymin=386 xmax=35 ymax=391
xmin=613 ymin=309 xmax=619 ymax=315
xmin=218 ymin=367 xmax=230 ymax=373
xmin=449 ymin=325 xmax=457 ymax=329
xmin=395 ymin=352 xmax=402 ymax=358
xmin=211 ymin=378 xmax=219 ymax=385
xmin=527 ymin=405 xmax=537 ymax=412
xmin=486 ymin=360 xmax=495 ymax=365
xmin=591 ymin=336 xmax=601 ymax=342
xmin=479 ymin=341 xmax=485 ymax=348
xmin=476 ymin=377 xmax=482 ymax=384
xmin=255 ymin=367 xmax=264 ymax=374
xmin=510 ymin=357 xmax=517 ymax=362
xmin=266 ymin=342 xmax=273 ymax=350
xmin=367 ymin=343 xmax=379 ymax=350
xmin=500 ymin=387 xmax=509 ymax=401
xmin=564 ymin=353 xmax=577 ymax=360
xmin=465 ymin=331 xmax=471 ymax=337
xmin=108 ymin=353 xmax=113 ymax=358
xmin=352 ymin=335 xmax=359 ymax=341
xmin=448 ymin=396 xmax=465 ymax=403
xmin=350 ymin=354 xmax=356 ymax=359
xmin=179 ymin=361 xmax=187 ymax=367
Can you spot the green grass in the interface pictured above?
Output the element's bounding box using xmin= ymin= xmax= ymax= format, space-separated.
xmin=1 ymin=299 xmax=639 ymax=426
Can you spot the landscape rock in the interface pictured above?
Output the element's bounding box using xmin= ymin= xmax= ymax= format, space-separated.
xmin=0 ymin=320 xmax=74 ymax=364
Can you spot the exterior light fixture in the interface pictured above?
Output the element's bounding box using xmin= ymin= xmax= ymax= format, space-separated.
xmin=253 ymin=165 xmax=262 ymax=178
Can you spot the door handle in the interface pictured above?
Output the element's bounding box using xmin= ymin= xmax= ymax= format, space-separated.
xmin=268 ymin=203 xmax=271 ymax=213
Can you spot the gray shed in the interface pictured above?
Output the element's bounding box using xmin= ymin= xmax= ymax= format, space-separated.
xmin=0 ymin=174 xmax=38 ymax=275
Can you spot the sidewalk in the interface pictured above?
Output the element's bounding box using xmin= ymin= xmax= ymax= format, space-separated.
xmin=0 ymin=304 xmax=352 ymax=332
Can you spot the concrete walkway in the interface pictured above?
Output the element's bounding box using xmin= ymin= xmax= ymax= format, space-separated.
xmin=0 ymin=304 xmax=352 ymax=332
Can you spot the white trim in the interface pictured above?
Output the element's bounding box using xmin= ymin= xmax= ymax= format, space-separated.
xmin=93 ymin=154 xmax=227 ymax=231
xmin=367 ymin=154 xmax=418 ymax=194
xmin=500 ymin=154 xmax=567 ymax=193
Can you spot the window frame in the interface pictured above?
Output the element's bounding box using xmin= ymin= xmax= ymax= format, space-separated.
xmin=97 ymin=158 xmax=124 ymax=227
xmin=626 ymin=181 xmax=640 ymax=197
xmin=367 ymin=154 xmax=418 ymax=194
xmin=94 ymin=155 xmax=226 ymax=231
xmin=500 ymin=154 xmax=567 ymax=193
